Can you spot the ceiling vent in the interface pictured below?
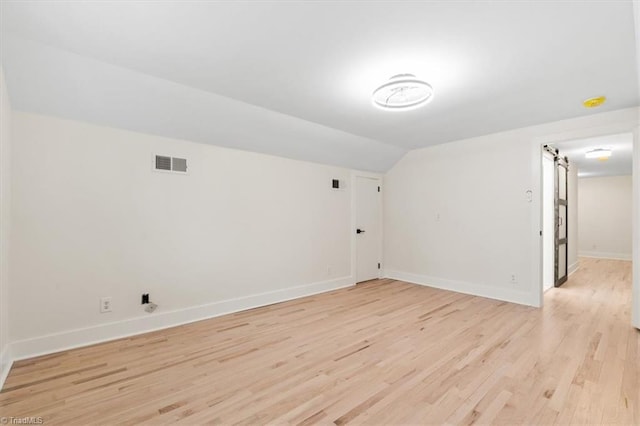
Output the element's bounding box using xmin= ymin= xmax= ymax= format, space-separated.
xmin=154 ymin=155 xmax=188 ymax=174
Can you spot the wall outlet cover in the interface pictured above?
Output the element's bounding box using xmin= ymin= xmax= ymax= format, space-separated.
xmin=145 ymin=303 xmax=158 ymax=313
xmin=100 ymin=297 xmax=112 ymax=313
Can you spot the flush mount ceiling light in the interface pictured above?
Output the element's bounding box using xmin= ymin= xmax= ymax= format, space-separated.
xmin=583 ymin=96 xmax=606 ymax=108
xmin=585 ymin=148 xmax=612 ymax=159
xmin=372 ymin=74 xmax=433 ymax=110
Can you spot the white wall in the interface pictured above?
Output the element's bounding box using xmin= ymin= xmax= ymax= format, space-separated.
xmin=5 ymin=107 xmax=640 ymax=360
xmin=384 ymin=127 xmax=535 ymax=305
xmin=9 ymin=112 xmax=356 ymax=358
xmin=577 ymin=175 xmax=632 ymax=260
xmin=384 ymin=107 xmax=639 ymax=307
xmin=0 ymin=68 xmax=12 ymax=383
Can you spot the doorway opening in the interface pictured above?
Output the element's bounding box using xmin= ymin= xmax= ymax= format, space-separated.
xmin=541 ymin=132 xmax=633 ymax=293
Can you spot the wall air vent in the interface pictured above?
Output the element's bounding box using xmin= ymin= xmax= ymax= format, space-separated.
xmin=154 ymin=155 xmax=188 ymax=174
xmin=155 ymin=155 xmax=171 ymax=171
xmin=172 ymin=157 xmax=187 ymax=173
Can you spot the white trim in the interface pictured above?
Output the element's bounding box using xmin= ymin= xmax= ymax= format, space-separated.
xmin=0 ymin=344 xmax=13 ymax=391
xmin=385 ymin=270 xmax=535 ymax=307
xmin=578 ymin=252 xmax=632 ymax=261
xmin=568 ymin=261 xmax=580 ymax=276
xmin=633 ymin=2 xmax=640 ymax=328
xmin=531 ymin=141 xmax=544 ymax=308
xmin=633 ymin=126 xmax=640 ymax=329
xmin=8 ymin=276 xmax=354 ymax=365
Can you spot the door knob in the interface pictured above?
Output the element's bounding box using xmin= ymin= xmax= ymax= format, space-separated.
xmin=356 ymin=229 xmax=365 ymax=234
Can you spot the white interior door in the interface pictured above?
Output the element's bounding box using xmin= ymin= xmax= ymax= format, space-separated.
xmin=355 ymin=176 xmax=381 ymax=283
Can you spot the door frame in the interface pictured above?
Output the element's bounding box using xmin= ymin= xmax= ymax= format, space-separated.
xmin=541 ymin=151 xmax=557 ymax=292
xmin=530 ymin=121 xmax=638 ymax=325
xmin=351 ymin=170 xmax=383 ymax=284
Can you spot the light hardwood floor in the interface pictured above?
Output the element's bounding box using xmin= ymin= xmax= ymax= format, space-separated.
xmin=0 ymin=258 xmax=637 ymax=425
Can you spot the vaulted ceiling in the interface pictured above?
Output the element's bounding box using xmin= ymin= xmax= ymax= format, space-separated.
xmin=1 ymin=1 xmax=638 ymax=172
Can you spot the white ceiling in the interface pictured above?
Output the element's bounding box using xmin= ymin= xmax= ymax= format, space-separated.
xmin=1 ymin=1 xmax=639 ymax=171
xmin=552 ymin=133 xmax=633 ymax=178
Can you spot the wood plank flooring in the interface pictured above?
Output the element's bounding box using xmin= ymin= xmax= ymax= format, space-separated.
xmin=0 ymin=258 xmax=637 ymax=425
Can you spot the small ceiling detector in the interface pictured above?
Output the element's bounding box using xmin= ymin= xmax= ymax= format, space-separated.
xmin=583 ymin=96 xmax=606 ymax=108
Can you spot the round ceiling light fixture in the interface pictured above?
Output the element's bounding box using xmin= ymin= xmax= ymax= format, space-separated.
xmin=585 ymin=148 xmax=612 ymax=160
xmin=372 ymin=74 xmax=433 ymax=110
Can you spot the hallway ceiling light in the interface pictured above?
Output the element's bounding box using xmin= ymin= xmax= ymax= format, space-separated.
xmin=372 ymin=74 xmax=433 ymax=110
xmin=585 ymin=148 xmax=612 ymax=159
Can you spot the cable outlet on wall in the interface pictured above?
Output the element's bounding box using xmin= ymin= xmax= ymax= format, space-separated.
xmin=100 ymin=297 xmax=112 ymax=313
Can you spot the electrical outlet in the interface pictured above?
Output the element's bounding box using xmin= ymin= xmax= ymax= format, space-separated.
xmin=100 ymin=297 xmax=112 ymax=313
xmin=510 ymin=274 xmax=518 ymax=284
xmin=327 ymin=266 xmax=332 ymax=276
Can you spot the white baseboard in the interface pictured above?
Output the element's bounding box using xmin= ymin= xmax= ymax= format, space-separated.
xmin=0 ymin=344 xmax=12 ymax=391
xmin=384 ymin=270 xmax=535 ymax=307
xmin=568 ymin=261 xmax=580 ymax=276
xmin=8 ymin=276 xmax=354 ymax=369
xmin=578 ymin=251 xmax=632 ymax=261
